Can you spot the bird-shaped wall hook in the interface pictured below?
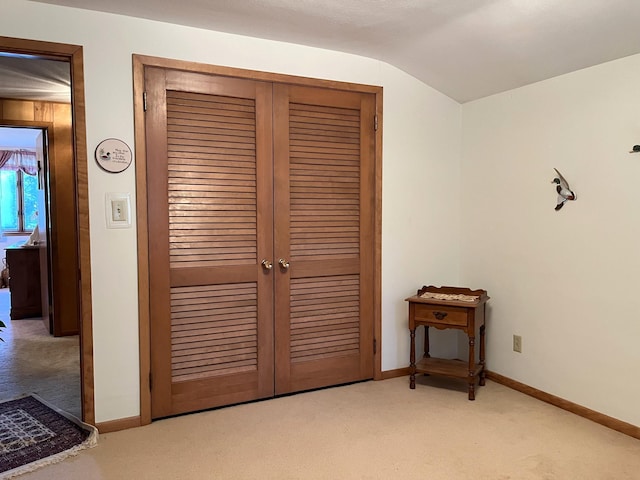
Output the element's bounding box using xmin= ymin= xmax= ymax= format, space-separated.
xmin=551 ymin=168 xmax=576 ymax=211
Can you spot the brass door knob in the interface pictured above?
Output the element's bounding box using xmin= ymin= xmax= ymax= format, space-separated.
xmin=261 ymin=259 xmax=273 ymax=270
xmin=278 ymin=258 xmax=290 ymax=269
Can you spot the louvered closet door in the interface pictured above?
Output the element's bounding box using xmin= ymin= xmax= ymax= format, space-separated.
xmin=273 ymin=85 xmax=375 ymax=394
xmin=146 ymin=68 xmax=274 ymax=418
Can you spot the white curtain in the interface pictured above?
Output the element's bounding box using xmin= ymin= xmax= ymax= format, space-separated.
xmin=0 ymin=149 xmax=39 ymax=239
xmin=0 ymin=149 xmax=38 ymax=175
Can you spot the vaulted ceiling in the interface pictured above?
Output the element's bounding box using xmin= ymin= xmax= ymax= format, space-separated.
xmin=15 ymin=0 xmax=640 ymax=102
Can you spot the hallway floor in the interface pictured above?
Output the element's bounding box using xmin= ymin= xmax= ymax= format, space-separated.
xmin=0 ymin=287 xmax=81 ymax=417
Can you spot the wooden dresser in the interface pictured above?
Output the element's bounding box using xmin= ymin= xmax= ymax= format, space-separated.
xmin=5 ymin=243 xmax=42 ymax=319
xmin=406 ymin=285 xmax=489 ymax=400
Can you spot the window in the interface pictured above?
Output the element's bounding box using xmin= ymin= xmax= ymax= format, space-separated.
xmin=0 ymin=126 xmax=43 ymax=234
xmin=0 ymin=169 xmax=39 ymax=233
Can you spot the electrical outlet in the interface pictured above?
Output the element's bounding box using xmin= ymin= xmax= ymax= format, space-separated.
xmin=513 ymin=335 xmax=522 ymax=353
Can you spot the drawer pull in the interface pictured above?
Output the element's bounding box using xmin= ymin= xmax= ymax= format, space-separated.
xmin=433 ymin=311 xmax=448 ymax=320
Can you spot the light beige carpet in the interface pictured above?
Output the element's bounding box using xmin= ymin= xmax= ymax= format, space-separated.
xmin=16 ymin=376 xmax=640 ymax=480
xmin=0 ymin=288 xmax=81 ymax=418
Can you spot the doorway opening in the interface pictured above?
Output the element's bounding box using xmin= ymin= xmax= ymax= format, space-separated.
xmin=0 ymin=124 xmax=82 ymax=417
xmin=0 ymin=36 xmax=94 ymax=424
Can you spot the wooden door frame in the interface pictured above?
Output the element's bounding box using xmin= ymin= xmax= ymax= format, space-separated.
xmin=0 ymin=36 xmax=95 ymax=425
xmin=134 ymin=54 xmax=382 ymax=427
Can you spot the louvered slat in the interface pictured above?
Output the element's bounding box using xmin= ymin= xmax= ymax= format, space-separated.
xmin=290 ymin=275 xmax=360 ymax=362
xmin=166 ymin=91 xmax=260 ymax=383
xmin=166 ymin=91 xmax=257 ymax=268
xmin=287 ymin=103 xmax=362 ymax=363
xmin=170 ymin=283 xmax=258 ymax=382
xmin=289 ymin=103 xmax=360 ymax=262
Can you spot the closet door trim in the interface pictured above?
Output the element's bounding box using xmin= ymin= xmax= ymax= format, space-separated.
xmin=133 ymin=55 xmax=382 ymax=426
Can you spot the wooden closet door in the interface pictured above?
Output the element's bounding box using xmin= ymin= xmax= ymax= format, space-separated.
xmin=273 ymin=85 xmax=375 ymax=394
xmin=145 ymin=68 xmax=274 ymax=418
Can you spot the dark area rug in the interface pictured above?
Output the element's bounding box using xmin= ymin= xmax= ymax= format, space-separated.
xmin=0 ymin=395 xmax=97 ymax=479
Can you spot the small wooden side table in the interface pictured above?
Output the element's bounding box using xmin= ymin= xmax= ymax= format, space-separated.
xmin=406 ymin=285 xmax=489 ymax=400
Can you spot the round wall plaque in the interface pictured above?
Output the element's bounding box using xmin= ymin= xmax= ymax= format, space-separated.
xmin=95 ymin=138 xmax=132 ymax=173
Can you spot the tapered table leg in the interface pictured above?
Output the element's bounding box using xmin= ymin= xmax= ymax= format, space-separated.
xmin=410 ymin=328 xmax=416 ymax=389
xmin=479 ymin=324 xmax=486 ymax=386
xmin=468 ymin=335 xmax=476 ymax=400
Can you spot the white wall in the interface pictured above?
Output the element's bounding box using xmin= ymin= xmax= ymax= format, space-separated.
xmin=1 ymin=0 xmax=462 ymax=422
xmin=380 ymin=67 xmax=462 ymax=368
xmin=461 ymin=54 xmax=640 ymax=427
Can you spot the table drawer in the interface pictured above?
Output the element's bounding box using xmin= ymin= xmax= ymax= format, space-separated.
xmin=414 ymin=304 xmax=468 ymax=327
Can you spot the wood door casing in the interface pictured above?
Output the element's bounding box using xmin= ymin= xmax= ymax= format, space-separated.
xmin=0 ymin=37 xmax=93 ymax=424
xmin=273 ymin=85 xmax=375 ymax=394
xmin=146 ymin=67 xmax=274 ymax=418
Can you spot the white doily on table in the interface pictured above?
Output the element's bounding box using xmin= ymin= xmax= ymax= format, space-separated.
xmin=419 ymin=292 xmax=479 ymax=302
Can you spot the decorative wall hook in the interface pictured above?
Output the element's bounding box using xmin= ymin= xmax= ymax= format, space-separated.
xmin=630 ymin=145 xmax=640 ymax=153
xmin=551 ymin=168 xmax=576 ymax=211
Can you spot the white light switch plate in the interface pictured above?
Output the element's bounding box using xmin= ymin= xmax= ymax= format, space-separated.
xmin=105 ymin=192 xmax=131 ymax=228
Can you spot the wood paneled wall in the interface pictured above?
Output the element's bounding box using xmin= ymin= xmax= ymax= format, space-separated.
xmin=0 ymin=97 xmax=80 ymax=335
